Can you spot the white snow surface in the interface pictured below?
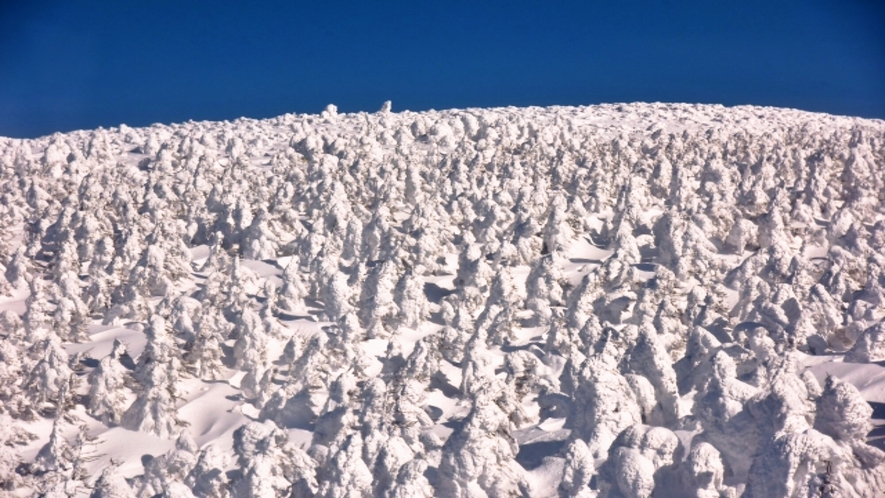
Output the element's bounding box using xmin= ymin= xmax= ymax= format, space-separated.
xmin=0 ymin=102 xmax=884 ymax=496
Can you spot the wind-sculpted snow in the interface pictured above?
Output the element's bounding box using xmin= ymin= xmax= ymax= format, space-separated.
xmin=0 ymin=102 xmax=884 ymax=496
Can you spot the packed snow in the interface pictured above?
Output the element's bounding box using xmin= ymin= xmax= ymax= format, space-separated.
xmin=0 ymin=102 xmax=884 ymax=496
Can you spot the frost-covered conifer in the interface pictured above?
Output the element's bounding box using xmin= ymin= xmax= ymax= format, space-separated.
xmin=692 ymin=351 xmax=761 ymax=480
xmin=316 ymin=432 xmax=372 ymax=498
xmin=371 ymin=434 xmax=418 ymax=497
xmin=622 ymin=324 xmax=682 ymax=423
xmin=133 ymin=315 xmax=177 ymax=381
xmin=91 ymin=463 xmax=137 ymax=498
xmin=276 ymin=257 xmax=307 ymax=312
xmin=682 ymin=441 xmax=726 ymax=498
xmin=569 ymin=354 xmax=644 ymax=459
xmin=542 ymin=193 xmax=575 ymax=255
xmin=87 ymin=340 xmax=130 ymax=425
xmin=340 ymin=217 xmax=364 ymax=263
xmin=4 ymin=246 xmax=28 ymax=288
xmin=437 ymin=386 xmax=530 ymax=498
xmin=225 ymin=256 xmax=257 ymax=317
xmin=814 ymin=375 xmax=873 ymax=445
xmin=232 ymin=307 xmax=269 ymax=398
xmin=134 ymin=431 xmax=199 ymax=497
xmin=361 ymin=210 xmax=392 ymax=263
xmin=231 ymin=420 xmax=317 ymax=498
xmin=0 ymin=417 xmax=34 ymax=490
xmin=844 ymin=321 xmax=885 ymax=363
xmin=393 ymin=267 xmax=429 ymax=329
xmin=0 ymin=339 xmax=25 ymax=415
xmin=525 ymin=254 xmax=566 ymax=325
xmin=261 ymin=332 xmax=336 ymax=429
xmin=199 ymin=232 xmax=232 ymax=274
xmin=187 ymin=304 xmax=230 ymax=380
xmin=321 ymin=271 xmax=354 ymax=323
xmin=24 ymin=334 xmax=74 ymax=416
xmin=33 ymin=419 xmax=73 ymax=476
xmin=170 ymin=295 xmax=201 ymax=340
xmin=386 ymin=459 xmax=433 ymax=498
xmin=597 ymin=424 xmax=682 ymax=498
xmin=23 ymin=277 xmax=54 ymax=342
xmin=185 ymin=445 xmax=230 ymax=498
xmin=358 ymin=260 xmax=399 ymax=337
xmin=51 ymin=278 xmax=90 ymax=342
xmin=241 ymin=209 xmax=279 ymax=260
xmin=121 ymin=360 xmax=182 ymax=438
xmin=122 ymin=315 xmax=182 ymax=438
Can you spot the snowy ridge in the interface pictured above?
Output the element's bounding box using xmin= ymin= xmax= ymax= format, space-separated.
xmin=0 ymin=102 xmax=884 ymax=496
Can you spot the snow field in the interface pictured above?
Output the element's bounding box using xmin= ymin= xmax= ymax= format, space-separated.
xmin=0 ymin=102 xmax=883 ymax=496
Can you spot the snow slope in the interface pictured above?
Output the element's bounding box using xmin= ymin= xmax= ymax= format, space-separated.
xmin=0 ymin=102 xmax=884 ymax=496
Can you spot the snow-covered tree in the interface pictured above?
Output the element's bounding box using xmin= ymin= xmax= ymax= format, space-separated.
xmin=122 ymin=315 xmax=183 ymax=438
xmin=358 ymin=260 xmax=400 ymax=337
xmin=0 ymin=416 xmax=34 ymax=491
xmin=187 ymin=304 xmax=230 ymax=380
xmin=24 ymin=334 xmax=75 ymax=417
xmin=437 ymin=385 xmax=530 ymax=498
xmin=230 ymin=420 xmax=317 ymax=498
xmin=87 ymin=340 xmax=131 ymax=425
xmin=393 ymin=267 xmax=429 ymax=329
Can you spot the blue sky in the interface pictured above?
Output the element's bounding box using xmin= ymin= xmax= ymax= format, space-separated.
xmin=1 ymin=1 xmax=883 ymax=138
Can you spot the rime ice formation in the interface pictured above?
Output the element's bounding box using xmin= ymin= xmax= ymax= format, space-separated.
xmin=0 ymin=103 xmax=884 ymax=496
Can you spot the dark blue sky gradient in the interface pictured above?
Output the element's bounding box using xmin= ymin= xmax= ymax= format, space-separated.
xmin=1 ymin=1 xmax=883 ymax=138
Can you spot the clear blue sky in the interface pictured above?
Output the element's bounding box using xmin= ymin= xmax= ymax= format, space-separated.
xmin=1 ymin=1 xmax=883 ymax=138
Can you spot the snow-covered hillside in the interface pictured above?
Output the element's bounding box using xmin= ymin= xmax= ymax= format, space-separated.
xmin=1 ymin=102 xmax=884 ymax=496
